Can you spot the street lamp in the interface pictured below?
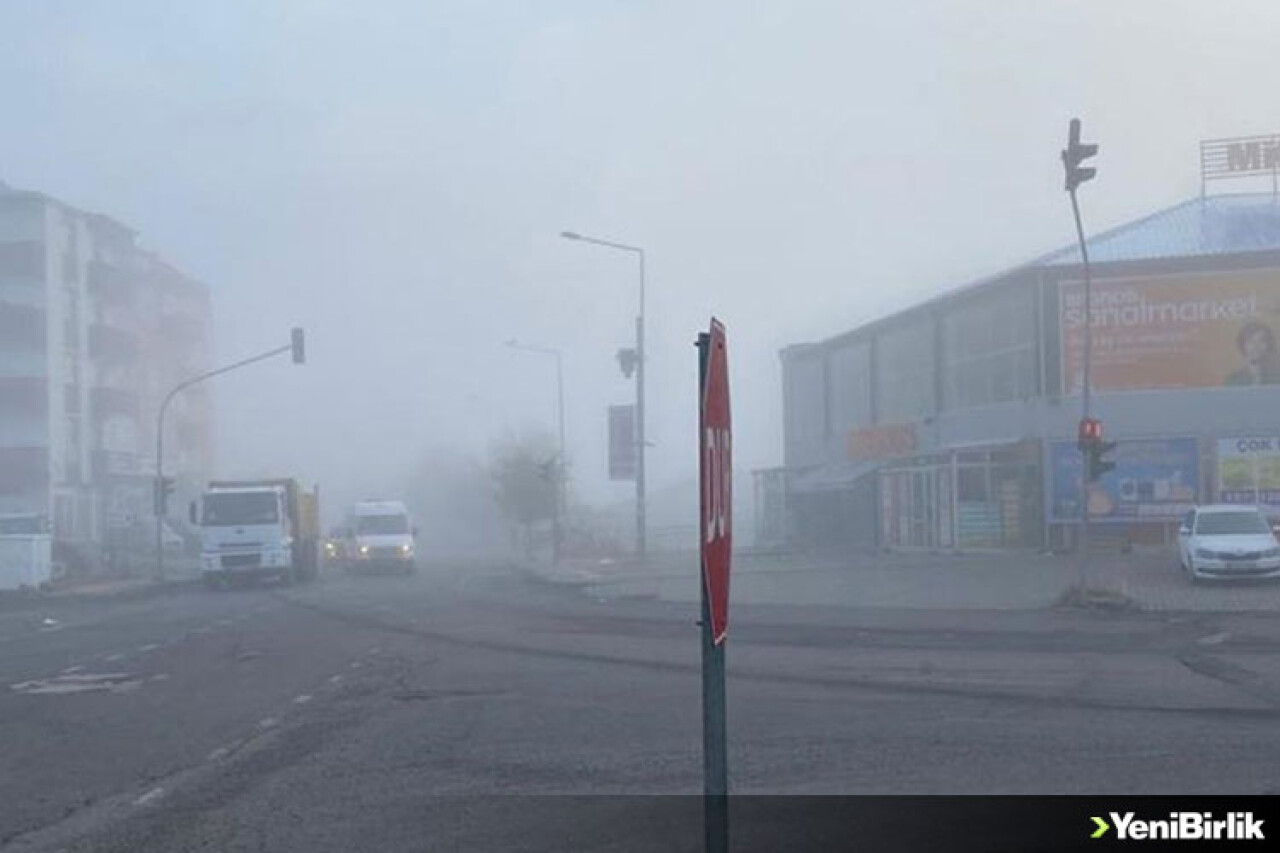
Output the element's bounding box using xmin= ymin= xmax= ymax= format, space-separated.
xmin=560 ymin=230 xmax=647 ymax=559
xmin=505 ymin=338 xmax=566 ymax=563
xmin=154 ymin=328 xmax=306 ymax=581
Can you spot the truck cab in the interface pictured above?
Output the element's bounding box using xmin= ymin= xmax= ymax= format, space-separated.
xmin=194 ymin=479 xmax=319 ymax=587
xmin=342 ymin=500 xmax=416 ymax=575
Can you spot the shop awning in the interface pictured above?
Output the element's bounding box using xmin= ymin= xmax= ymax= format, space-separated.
xmin=789 ymin=460 xmax=881 ymax=494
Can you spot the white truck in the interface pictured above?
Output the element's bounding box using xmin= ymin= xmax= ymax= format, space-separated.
xmin=191 ymin=479 xmax=320 ymax=587
xmin=338 ymin=500 xmax=417 ymax=575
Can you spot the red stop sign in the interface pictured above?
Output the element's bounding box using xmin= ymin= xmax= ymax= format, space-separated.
xmin=701 ymin=318 xmax=731 ymax=645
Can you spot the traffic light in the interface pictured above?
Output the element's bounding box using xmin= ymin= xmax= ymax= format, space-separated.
xmin=1087 ymin=440 xmax=1117 ymax=482
xmin=1077 ymin=416 xmax=1102 ymax=450
xmin=617 ymin=347 xmax=638 ymax=379
xmin=1062 ymin=118 xmax=1098 ymax=193
xmin=154 ymin=476 xmax=176 ymax=516
xmin=290 ymin=327 xmax=306 ymax=364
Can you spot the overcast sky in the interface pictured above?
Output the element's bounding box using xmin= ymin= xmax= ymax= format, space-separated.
xmin=3 ymin=0 xmax=1278 ymax=517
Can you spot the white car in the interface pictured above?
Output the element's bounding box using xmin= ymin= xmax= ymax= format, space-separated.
xmin=1177 ymin=505 xmax=1280 ymax=582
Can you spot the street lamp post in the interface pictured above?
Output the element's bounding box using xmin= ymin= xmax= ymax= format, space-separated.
xmin=505 ymin=339 xmax=566 ymax=563
xmin=561 ymin=230 xmax=647 ymax=559
xmin=154 ymin=329 xmax=306 ymax=581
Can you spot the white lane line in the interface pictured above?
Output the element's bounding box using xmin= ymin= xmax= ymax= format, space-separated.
xmin=138 ymin=644 xmax=160 ymax=653
xmin=133 ymin=787 xmax=165 ymax=807
xmin=207 ymin=746 xmax=230 ymax=761
xmin=328 ymin=675 xmax=343 ymax=685
xmin=293 ymin=694 xmax=313 ymax=705
xmin=150 ymin=673 xmax=171 ymax=681
xmin=104 ymin=654 xmax=125 ymax=662
xmin=349 ymin=661 xmax=363 ymax=669
xmin=61 ymin=665 xmax=85 ymax=675
xmin=258 ymin=717 xmax=278 ymax=729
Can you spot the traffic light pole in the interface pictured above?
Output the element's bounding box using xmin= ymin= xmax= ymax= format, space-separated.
xmin=1070 ymin=186 xmax=1095 ymax=578
xmin=1062 ymin=118 xmax=1098 ymax=584
xmin=154 ymin=337 xmax=301 ymax=581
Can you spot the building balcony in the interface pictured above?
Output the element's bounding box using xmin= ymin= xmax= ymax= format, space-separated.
xmin=90 ymin=386 xmax=140 ymax=421
xmin=0 ymin=301 xmax=47 ymax=350
xmin=92 ymin=449 xmax=143 ymax=480
xmin=87 ymin=260 xmax=138 ymax=305
xmin=0 ymin=378 xmax=48 ymax=417
xmin=88 ymin=322 xmax=140 ymax=365
xmin=0 ymin=240 xmax=45 ymax=279
xmin=0 ymin=447 xmax=50 ymax=495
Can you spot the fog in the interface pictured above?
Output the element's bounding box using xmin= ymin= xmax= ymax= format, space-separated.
xmin=4 ymin=0 xmax=1279 ymax=534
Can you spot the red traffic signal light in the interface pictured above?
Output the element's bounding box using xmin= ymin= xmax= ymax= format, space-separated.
xmin=1077 ymin=417 xmax=1103 ymax=448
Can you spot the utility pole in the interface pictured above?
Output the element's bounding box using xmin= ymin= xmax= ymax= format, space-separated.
xmin=1062 ymin=118 xmax=1099 ymax=584
xmin=561 ymin=230 xmax=647 ymax=558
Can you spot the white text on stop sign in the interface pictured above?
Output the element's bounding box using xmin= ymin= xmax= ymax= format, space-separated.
xmin=704 ymin=427 xmax=731 ymax=544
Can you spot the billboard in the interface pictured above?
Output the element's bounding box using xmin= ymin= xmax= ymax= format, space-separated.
xmin=607 ymin=404 xmax=636 ymax=481
xmin=1049 ymin=438 xmax=1198 ymax=523
xmin=1218 ymin=436 xmax=1280 ymax=510
xmin=1060 ymin=270 xmax=1280 ymax=393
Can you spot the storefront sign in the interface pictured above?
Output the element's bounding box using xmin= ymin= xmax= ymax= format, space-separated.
xmin=847 ymin=423 xmax=917 ymax=460
xmin=1049 ymin=438 xmax=1198 ymax=522
xmin=1218 ymin=437 xmax=1280 ymax=509
xmin=1202 ymin=134 xmax=1280 ymax=182
xmin=1060 ymin=270 xmax=1280 ymax=393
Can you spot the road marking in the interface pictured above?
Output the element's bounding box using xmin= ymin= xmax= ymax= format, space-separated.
xmin=258 ymin=716 xmax=278 ymax=729
xmin=328 ymin=675 xmax=343 ymax=685
xmin=1197 ymin=631 xmax=1231 ymax=646
xmin=349 ymin=661 xmax=363 ymax=669
xmin=104 ymin=654 xmax=125 ymax=662
xmin=207 ymin=746 xmax=230 ymax=761
xmin=61 ymin=665 xmax=85 ymax=674
xmin=293 ymin=694 xmax=312 ymax=704
xmin=11 ymin=672 xmax=142 ymax=695
xmin=133 ymin=787 xmax=165 ymax=807
xmin=150 ymin=673 xmax=171 ymax=681
xmin=138 ymin=644 xmax=160 ymax=653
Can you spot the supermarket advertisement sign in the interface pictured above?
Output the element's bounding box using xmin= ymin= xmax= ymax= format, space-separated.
xmin=1218 ymin=436 xmax=1280 ymax=509
xmin=1049 ymin=438 xmax=1199 ymax=522
xmin=1060 ymin=270 xmax=1280 ymax=393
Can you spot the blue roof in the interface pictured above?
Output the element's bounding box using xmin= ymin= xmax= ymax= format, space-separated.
xmin=1041 ymin=192 xmax=1280 ymax=266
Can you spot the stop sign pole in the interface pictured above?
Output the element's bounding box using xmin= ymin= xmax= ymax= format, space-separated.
xmin=697 ymin=318 xmax=731 ymax=853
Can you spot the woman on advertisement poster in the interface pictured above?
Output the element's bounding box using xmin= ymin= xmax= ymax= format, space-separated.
xmin=1225 ymin=321 xmax=1280 ymax=386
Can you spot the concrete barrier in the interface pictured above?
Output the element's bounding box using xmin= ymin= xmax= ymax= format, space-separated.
xmin=0 ymin=535 xmax=53 ymax=591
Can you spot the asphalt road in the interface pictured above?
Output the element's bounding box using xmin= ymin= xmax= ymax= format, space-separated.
xmin=2 ymin=559 xmax=1279 ymax=852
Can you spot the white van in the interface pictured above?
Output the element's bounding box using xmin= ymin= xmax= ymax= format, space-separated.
xmin=341 ymin=500 xmax=417 ymax=575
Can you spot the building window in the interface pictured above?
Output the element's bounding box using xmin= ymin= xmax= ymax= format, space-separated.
xmin=943 ymin=288 xmax=1035 ymax=409
xmin=827 ymin=341 xmax=872 ymax=433
xmin=785 ymin=353 xmax=827 ymax=451
xmin=876 ymin=319 xmax=935 ymax=423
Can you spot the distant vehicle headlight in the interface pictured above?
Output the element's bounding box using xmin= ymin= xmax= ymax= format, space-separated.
xmin=360 ymin=545 xmax=369 ymax=555
xmin=401 ymin=544 xmax=412 ymax=554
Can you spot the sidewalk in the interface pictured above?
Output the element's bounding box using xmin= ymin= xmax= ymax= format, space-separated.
xmin=0 ymin=559 xmax=202 ymax=611
xmin=523 ymin=548 xmax=1280 ymax=614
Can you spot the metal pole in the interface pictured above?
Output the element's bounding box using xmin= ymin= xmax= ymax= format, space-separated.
xmin=555 ymin=350 xmax=566 ymax=560
xmin=1070 ymin=188 xmax=1094 ymax=582
xmin=697 ymin=331 xmax=727 ymax=853
xmin=635 ymin=249 xmax=646 ymax=559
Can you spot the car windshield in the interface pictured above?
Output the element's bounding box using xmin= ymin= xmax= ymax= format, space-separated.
xmin=356 ymin=514 xmax=409 ymax=535
xmin=1195 ymin=512 xmax=1272 ymax=535
xmin=202 ymin=492 xmax=279 ymax=526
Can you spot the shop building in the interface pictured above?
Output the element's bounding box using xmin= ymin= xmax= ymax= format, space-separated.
xmin=777 ymin=136 xmax=1280 ymax=552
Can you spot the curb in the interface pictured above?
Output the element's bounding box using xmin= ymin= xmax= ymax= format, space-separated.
xmin=0 ymin=576 xmax=203 ymax=612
